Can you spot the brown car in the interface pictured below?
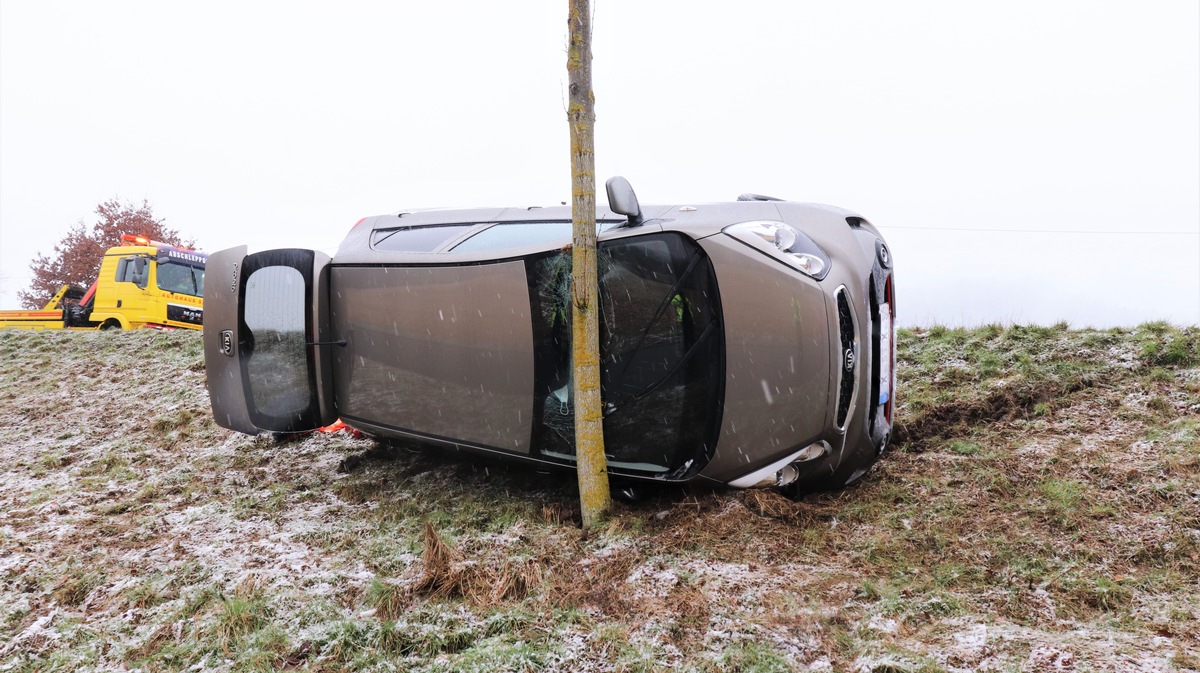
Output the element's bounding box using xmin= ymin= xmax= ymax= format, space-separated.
xmin=204 ymin=178 xmax=895 ymax=494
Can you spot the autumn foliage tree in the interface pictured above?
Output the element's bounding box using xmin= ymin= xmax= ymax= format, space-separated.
xmin=18 ymin=199 xmax=194 ymax=309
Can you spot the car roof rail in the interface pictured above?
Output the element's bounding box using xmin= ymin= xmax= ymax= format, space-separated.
xmin=737 ymin=193 xmax=785 ymax=202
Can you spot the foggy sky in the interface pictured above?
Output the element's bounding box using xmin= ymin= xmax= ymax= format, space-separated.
xmin=1 ymin=1 xmax=1197 ymax=327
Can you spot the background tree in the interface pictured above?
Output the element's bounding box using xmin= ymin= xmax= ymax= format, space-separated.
xmin=567 ymin=0 xmax=611 ymax=530
xmin=17 ymin=199 xmax=194 ymax=309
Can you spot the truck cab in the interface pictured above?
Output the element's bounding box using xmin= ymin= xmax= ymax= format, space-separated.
xmin=87 ymin=236 xmax=206 ymax=330
xmin=0 ymin=234 xmax=206 ymax=331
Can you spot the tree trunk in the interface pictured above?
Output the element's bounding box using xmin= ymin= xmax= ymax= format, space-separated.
xmin=566 ymin=0 xmax=611 ymax=530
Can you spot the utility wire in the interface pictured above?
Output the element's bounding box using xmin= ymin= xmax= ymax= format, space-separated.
xmin=878 ymin=225 xmax=1199 ymax=235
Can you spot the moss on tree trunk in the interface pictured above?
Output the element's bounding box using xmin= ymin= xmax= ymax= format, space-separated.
xmin=567 ymin=0 xmax=611 ymax=530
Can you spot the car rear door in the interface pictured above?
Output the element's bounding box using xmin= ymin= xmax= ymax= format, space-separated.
xmin=204 ymin=247 xmax=336 ymax=434
xmin=329 ymin=261 xmax=536 ymax=454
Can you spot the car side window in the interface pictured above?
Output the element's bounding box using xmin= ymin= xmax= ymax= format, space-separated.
xmin=452 ymin=222 xmax=569 ymax=253
xmin=452 ymin=221 xmax=625 ymax=253
xmin=371 ymin=225 xmax=475 ymax=252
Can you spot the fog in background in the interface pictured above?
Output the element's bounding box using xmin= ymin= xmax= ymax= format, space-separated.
xmin=2 ymin=1 xmax=1197 ymax=327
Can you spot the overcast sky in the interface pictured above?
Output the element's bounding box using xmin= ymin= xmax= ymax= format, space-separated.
xmin=2 ymin=1 xmax=1197 ymax=327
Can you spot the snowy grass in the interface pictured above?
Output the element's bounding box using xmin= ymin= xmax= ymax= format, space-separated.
xmin=0 ymin=326 xmax=1198 ymax=671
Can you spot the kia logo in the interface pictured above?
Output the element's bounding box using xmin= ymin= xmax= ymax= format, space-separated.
xmin=844 ymin=347 xmax=856 ymax=373
xmin=220 ymin=330 xmax=234 ymax=356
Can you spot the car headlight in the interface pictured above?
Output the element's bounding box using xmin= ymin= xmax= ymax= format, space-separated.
xmin=723 ymin=220 xmax=831 ymax=280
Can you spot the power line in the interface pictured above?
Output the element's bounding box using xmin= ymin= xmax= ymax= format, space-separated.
xmin=878 ymin=225 xmax=1199 ymax=236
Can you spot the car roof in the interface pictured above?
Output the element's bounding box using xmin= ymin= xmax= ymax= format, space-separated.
xmin=373 ymin=200 xmax=864 ymax=228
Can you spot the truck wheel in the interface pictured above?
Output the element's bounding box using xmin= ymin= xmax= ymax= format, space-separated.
xmin=100 ymin=320 xmax=122 ymax=331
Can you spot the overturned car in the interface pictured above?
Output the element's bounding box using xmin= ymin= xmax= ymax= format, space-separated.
xmin=204 ymin=178 xmax=895 ymax=494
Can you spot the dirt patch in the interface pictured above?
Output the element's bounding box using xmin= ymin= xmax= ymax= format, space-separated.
xmin=893 ymin=371 xmax=1106 ymax=449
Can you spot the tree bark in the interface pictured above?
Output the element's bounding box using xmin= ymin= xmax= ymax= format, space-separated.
xmin=566 ymin=0 xmax=611 ymax=530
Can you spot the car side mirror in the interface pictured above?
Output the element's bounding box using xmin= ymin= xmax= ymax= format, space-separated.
xmin=606 ymin=175 xmax=643 ymax=227
xmin=133 ymin=258 xmax=148 ymax=289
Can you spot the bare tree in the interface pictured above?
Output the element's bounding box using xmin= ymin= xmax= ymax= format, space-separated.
xmin=567 ymin=0 xmax=611 ymax=529
xmin=18 ymin=199 xmax=193 ymax=309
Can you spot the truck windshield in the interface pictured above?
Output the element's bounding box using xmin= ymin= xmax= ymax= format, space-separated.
xmin=157 ymin=260 xmax=205 ymax=297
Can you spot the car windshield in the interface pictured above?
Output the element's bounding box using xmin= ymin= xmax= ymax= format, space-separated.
xmin=529 ymin=232 xmax=724 ymax=476
xmin=157 ymin=260 xmax=205 ymax=297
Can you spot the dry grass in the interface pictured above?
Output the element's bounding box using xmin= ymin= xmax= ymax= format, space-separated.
xmin=1 ymin=326 xmax=1198 ymax=672
xmin=411 ymin=520 xmax=544 ymax=607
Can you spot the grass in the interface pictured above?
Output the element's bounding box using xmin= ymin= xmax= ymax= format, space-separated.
xmin=1 ymin=325 xmax=1199 ymax=671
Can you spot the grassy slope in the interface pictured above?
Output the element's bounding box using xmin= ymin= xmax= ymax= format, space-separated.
xmin=0 ymin=324 xmax=1197 ymax=672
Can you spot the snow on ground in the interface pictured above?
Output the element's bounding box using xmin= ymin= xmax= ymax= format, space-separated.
xmin=2 ymin=327 xmax=1199 ymax=671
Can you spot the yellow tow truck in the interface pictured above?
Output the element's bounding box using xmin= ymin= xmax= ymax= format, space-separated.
xmin=0 ymin=234 xmax=206 ymax=331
